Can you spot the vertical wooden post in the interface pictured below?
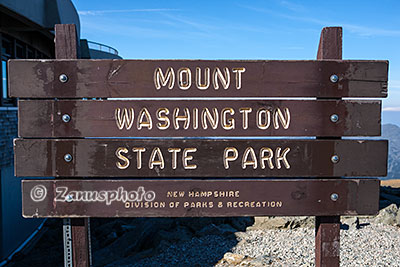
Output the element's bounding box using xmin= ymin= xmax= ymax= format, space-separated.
xmin=317 ymin=27 xmax=342 ymax=60
xmin=55 ymin=24 xmax=91 ymax=267
xmin=315 ymin=26 xmax=342 ymax=267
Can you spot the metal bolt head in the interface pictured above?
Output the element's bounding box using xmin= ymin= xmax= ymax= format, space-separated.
xmin=65 ymin=195 xmax=73 ymax=203
xmin=330 ymin=74 xmax=339 ymax=83
xmin=330 ymin=114 xmax=339 ymax=123
xmin=331 ymin=155 xmax=340 ymax=164
xmin=62 ymin=114 xmax=71 ymax=123
xmin=64 ymin=154 xmax=73 ymax=162
xmin=330 ymin=193 xmax=339 ymax=201
xmin=59 ymin=74 xmax=68 ymax=83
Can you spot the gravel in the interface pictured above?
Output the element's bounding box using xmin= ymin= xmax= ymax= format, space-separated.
xmin=225 ymin=223 xmax=400 ymax=266
xmin=6 ymin=216 xmax=400 ymax=266
xmin=104 ymin=221 xmax=400 ymax=267
xmin=105 ymin=235 xmax=237 ymax=267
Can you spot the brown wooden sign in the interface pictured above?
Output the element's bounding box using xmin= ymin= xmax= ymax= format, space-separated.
xmin=14 ymin=139 xmax=387 ymax=177
xmin=10 ymin=25 xmax=390 ymax=267
xmin=22 ymin=179 xmax=379 ymax=218
xmin=8 ymin=24 xmax=389 ymax=267
xmin=18 ymin=99 xmax=381 ymax=138
xmin=8 ymin=60 xmax=388 ymax=98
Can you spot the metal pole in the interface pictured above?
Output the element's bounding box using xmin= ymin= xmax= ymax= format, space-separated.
xmin=63 ymin=219 xmax=73 ymax=267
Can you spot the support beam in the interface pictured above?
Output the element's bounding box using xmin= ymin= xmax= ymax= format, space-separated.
xmin=315 ymin=26 xmax=342 ymax=267
xmin=55 ymin=24 xmax=90 ymax=267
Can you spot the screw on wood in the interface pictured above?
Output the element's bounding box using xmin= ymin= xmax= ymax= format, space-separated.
xmin=59 ymin=74 xmax=68 ymax=83
xmin=330 ymin=193 xmax=339 ymax=201
xmin=62 ymin=114 xmax=71 ymax=123
xmin=64 ymin=154 xmax=73 ymax=162
xmin=330 ymin=114 xmax=339 ymax=123
xmin=331 ymin=155 xmax=340 ymax=164
xmin=330 ymin=74 xmax=339 ymax=83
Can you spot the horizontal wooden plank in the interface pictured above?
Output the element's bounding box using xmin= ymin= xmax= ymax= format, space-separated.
xmin=8 ymin=60 xmax=388 ymax=98
xmin=18 ymin=99 xmax=381 ymax=137
xmin=22 ymin=179 xmax=380 ymax=218
xmin=14 ymin=139 xmax=387 ymax=177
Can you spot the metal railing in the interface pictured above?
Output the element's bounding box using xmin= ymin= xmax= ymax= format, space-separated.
xmin=87 ymin=41 xmax=119 ymax=55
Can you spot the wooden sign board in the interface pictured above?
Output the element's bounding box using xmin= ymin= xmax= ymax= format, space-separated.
xmin=8 ymin=60 xmax=388 ymax=98
xmin=12 ymin=25 xmax=386 ymax=267
xmin=14 ymin=139 xmax=387 ymax=177
xmin=22 ymin=179 xmax=379 ymax=218
xmin=18 ymin=99 xmax=381 ymax=138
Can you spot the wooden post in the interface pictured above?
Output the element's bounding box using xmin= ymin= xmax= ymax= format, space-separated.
xmin=55 ymin=24 xmax=91 ymax=267
xmin=315 ymin=26 xmax=342 ymax=267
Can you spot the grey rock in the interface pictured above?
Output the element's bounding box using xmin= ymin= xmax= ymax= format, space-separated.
xmin=396 ymin=210 xmax=400 ymax=226
xmin=254 ymin=255 xmax=274 ymax=265
xmin=217 ymin=252 xmax=245 ymax=265
xmin=234 ymin=231 xmax=248 ymax=240
xmin=217 ymin=252 xmax=273 ymax=266
xmin=374 ymin=203 xmax=398 ymax=225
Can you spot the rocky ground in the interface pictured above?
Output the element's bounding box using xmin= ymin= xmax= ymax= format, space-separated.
xmin=6 ymin=185 xmax=400 ymax=267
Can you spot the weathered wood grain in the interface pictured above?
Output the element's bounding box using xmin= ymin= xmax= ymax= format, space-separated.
xmin=315 ymin=26 xmax=343 ymax=267
xmin=8 ymin=60 xmax=388 ymax=98
xmin=17 ymin=99 xmax=381 ymax=138
xmin=14 ymin=139 xmax=387 ymax=177
xmin=22 ymin=179 xmax=380 ymax=218
xmin=54 ymin=24 xmax=90 ymax=267
xmin=54 ymin=24 xmax=79 ymax=60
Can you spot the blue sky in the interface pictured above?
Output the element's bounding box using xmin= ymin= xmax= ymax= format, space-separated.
xmin=72 ymin=0 xmax=400 ymax=125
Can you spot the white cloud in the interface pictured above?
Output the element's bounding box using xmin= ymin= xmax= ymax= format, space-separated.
xmin=279 ymin=0 xmax=306 ymax=12
xmin=160 ymin=13 xmax=218 ymax=32
xmin=239 ymin=4 xmax=400 ymax=37
xmin=342 ymin=24 xmax=400 ymax=37
xmin=383 ymin=107 xmax=400 ymax=112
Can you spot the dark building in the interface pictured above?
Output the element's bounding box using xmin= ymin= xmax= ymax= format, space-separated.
xmin=0 ymin=0 xmax=120 ymax=261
